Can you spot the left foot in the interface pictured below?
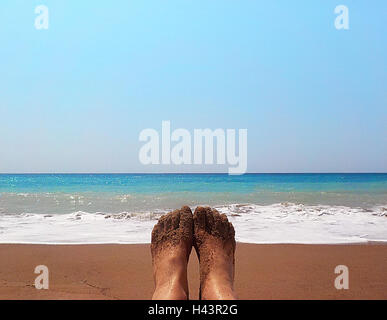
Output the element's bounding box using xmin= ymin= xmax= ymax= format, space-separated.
xmin=151 ymin=206 xmax=193 ymax=300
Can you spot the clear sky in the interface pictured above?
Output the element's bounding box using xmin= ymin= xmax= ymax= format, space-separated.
xmin=0 ymin=0 xmax=386 ymax=173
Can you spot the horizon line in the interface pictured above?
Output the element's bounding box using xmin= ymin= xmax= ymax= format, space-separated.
xmin=0 ymin=172 xmax=386 ymax=175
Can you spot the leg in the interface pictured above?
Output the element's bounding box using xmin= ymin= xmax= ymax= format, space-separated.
xmin=151 ymin=206 xmax=193 ymax=300
xmin=193 ymin=207 xmax=237 ymax=300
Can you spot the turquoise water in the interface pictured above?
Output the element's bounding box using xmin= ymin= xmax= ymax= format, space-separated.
xmin=0 ymin=174 xmax=386 ymax=244
xmin=0 ymin=173 xmax=387 ymax=213
xmin=1 ymin=173 xmax=387 ymax=193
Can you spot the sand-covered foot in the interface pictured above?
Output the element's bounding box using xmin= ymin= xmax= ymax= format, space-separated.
xmin=193 ymin=207 xmax=237 ymax=300
xmin=151 ymin=206 xmax=193 ymax=300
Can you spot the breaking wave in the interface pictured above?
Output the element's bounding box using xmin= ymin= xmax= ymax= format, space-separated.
xmin=0 ymin=203 xmax=386 ymax=244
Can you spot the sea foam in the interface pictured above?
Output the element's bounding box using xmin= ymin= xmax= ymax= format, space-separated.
xmin=0 ymin=203 xmax=386 ymax=244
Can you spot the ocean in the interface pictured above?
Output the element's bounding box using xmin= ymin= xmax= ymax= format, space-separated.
xmin=0 ymin=173 xmax=386 ymax=244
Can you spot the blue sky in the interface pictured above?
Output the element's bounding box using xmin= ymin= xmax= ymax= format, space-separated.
xmin=0 ymin=0 xmax=386 ymax=173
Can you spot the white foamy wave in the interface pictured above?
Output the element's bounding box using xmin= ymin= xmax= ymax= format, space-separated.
xmin=215 ymin=203 xmax=387 ymax=244
xmin=0 ymin=203 xmax=387 ymax=244
xmin=0 ymin=211 xmax=162 ymax=244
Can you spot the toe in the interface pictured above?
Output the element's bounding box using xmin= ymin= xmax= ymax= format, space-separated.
xmin=171 ymin=210 xmax=181 ymax=229
xmin=228 ymin=221 xmax=236 ymax=239
xmin=179 ymin=207 xmax=193 ymax=229
xmin=194 ymin=207 xmax=207 ymax=231
xmin=164 ymin=213 xmax=174 ymax=232
xmin=151 ymin=217 xmax=165 ymax=248
xmin=205 ymin=208 xmax=215 ymax=233
xmin=158 ymin=214 xmax=167 ymax=227
xmin=180 ymin=206 xmax=192 ymax=215
xmin=152 ymin=217 xmax=164 ymax=240
xmin=220 ymin=213 xmax=229 ymax=225
xmin=215 ymin=213 xmax=230 ymax=238
xmin=151 ymin=224 xmax=160 ymax=243
xmin=178 ymin=207 xmax=193 ymax=244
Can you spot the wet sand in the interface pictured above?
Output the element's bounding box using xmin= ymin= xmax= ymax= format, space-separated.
xmin=0 ymin=243 xmax=386 ymax=300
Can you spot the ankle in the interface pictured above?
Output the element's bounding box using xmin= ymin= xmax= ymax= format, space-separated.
xmin=153 ymin=280 xmax=189 ymax=300
xmin=201 ymin=279 xmax=236 ymax=300
xmin=201 ymin=275 xmax=236 ymax=300
xmin=153 ymin=261 xmax=189 ymax=299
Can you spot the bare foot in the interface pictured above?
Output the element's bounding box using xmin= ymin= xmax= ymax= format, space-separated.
xmin=151 ymin=206 xmax=193 ymax=300
xmin=193 ymin=207 xmax=237 ymax=300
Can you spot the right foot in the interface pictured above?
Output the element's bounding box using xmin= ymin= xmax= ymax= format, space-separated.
xmin=193 ymin=207 xmax=237 ymax=300
xmin=151 ymin=206 xmax=193 ymax=300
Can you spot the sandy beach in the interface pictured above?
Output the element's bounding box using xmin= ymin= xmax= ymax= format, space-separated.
xmin=0 ymin=243 xmax=386 ymax=300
